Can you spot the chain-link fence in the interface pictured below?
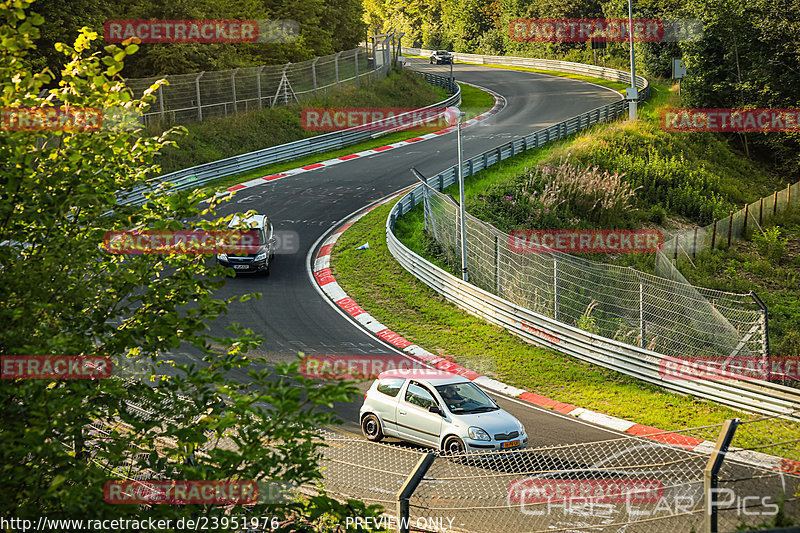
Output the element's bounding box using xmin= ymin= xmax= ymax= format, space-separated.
xmin=125 ymin=36 xmax=396 ymax=128
xmin=314 ymin=415 xmax=800 ymax=533
xmin=424 ymin=187 xmax=767 ymax=362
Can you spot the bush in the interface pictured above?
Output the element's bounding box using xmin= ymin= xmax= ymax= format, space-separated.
xmin=753 ymin=226 xmax=788 ymax=264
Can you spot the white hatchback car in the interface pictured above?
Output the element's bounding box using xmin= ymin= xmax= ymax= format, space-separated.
xmin=360 ymin=370 xmax=527 ymax=454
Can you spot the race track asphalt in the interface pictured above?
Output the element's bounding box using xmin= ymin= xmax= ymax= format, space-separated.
xmin=169 ymin=58 xmax=626 ymax=446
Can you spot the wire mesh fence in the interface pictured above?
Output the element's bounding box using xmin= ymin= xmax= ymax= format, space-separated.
xmin=313 ymin=418 xmax=800 ymax=533
xmin=424 ymin=187 xmax=768 ymax=364
xmin=661 ymin=180 xmax=800 ymax=266
xmin=124 ymin=38 xmax=395 ymax=128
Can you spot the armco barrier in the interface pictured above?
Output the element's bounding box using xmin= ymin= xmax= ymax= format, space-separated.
xmin=389 ymin=193 xmax=800 ymax=420
xmin=384 ymin=83 xmax=800 ymax=420
xmin=118 ymin=72 xmax=459 ymax=207
xmin=404 ymin=47 xmax=650 ymax=103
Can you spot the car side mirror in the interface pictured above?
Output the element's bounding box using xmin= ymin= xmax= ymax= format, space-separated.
xmin=428 ymin=405 xmax=443 ymax=416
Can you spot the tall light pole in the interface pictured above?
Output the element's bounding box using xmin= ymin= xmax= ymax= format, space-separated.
xmin=446 ymin=106 xmax=469 ymax=282
xmin=627 ymin=0 xmax=638 ymax=121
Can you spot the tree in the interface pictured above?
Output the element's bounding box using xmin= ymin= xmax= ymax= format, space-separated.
xmin=0 ymin=2 xmax=382 ymax=529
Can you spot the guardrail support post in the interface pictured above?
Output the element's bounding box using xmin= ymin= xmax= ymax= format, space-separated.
xmin=397 ymin=453 xmax=436 ymax=533
xmin=704 ymin=419 xmax=739 ymax=533
xmin=195 ymin=72 xmax=205 ymax=122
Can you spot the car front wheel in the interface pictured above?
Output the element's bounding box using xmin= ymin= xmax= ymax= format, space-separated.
xmin=443 ymin=435 xmax=465 ymax=455
xmin=362 ymin=414 xmax=383 ymax=442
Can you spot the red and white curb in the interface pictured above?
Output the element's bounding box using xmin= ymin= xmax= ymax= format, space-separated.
xmin=311 ymin=195 xmax=800 ymax=476
xmin=220 ymin=83 xmax=506 ymax=195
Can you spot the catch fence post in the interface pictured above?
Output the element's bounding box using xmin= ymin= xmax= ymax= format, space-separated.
xmin=495 ymin=235 xmax=501 ymax=296
xmin=195 ymin=72 xmax=205 ymax=122
xmin=231 ymin=68 xmax=239 ymax=114
xmin=704 ymin=419 xmax=739 ymax=533
xmin=727 ymin=211 xmax=734 ymax=248
xmin=711 ymin=218 xmax=718 ymax=250
xmin=553 ymin=254 xmax=559 ymax=321
xmin=256 ymin=65 xmax=265 ymax=108
xmin=397 ymin=453 xmax=436 ymax=533
xmin=312 ymin=57 xmax=319 ymax=97
xmin=742 ymin=203 xmax=749 ymax=236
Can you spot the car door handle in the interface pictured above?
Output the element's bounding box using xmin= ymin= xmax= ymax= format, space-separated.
xmin=398 ymin=410 xmax=407 ymax=415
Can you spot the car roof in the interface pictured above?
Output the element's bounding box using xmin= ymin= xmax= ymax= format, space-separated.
xmin=377 ymin=370 xmax=469 ymax=385
xmin=229 ymin=213 xmax=268 ymax=229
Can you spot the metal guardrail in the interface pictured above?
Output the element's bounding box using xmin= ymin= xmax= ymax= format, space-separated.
xmin=403 ymin=47 xmax=650 ymax=103
xmin=384 ymin=63 xmax=800 ymax=419
xmin=118 ymin=72 xmax=460 ymax=206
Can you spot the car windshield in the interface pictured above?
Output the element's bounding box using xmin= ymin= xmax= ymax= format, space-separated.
xmin=435 ymin=382 xmax=497 ymax=414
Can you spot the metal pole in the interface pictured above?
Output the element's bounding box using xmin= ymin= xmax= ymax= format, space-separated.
xmin=495 ymin=235 xmax=501 ymax=296
xmin=195 ymin=72 xmax=205 ymax=122
xmin=157 ymin=84 xmax=165 ymax=122
xmin=354 ymin=49 xmax=359 ymax=87
xmin=553 ymin=255 xmax=559 ymax=321
xmin=627 ymin=0 xmax=638 ymax=121
xmin=704 ymin=419 xmax=739 ymax=533
xmin=457 ymin=112 xmax=468 ymax=282
xmin=256 ymin=65 xmax=265 ymax=108
xmin=231 ymin=68 xmax=239 ymax=114
xmin=334 ymin=51 xmax=342 ymax=86
xmin=311 ymin=57 xmax=319 ymax=97
xmin=396 ymin=453 xmax=436 ymax=533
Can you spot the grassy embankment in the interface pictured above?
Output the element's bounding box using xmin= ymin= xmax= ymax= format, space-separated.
xmin=330 ymin=74 xmax=799 ymax=442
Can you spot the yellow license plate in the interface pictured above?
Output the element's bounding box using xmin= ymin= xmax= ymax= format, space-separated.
xmin=501 ymin=440 xmax=520 ymax=449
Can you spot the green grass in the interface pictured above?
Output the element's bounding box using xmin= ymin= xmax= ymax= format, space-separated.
xmin=331 ymin=202 xmax=800 ymax=452
xmin=193 ymin=80 xmax=495 ymax=192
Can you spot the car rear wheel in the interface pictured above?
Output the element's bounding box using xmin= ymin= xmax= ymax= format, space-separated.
xmin=443 ymin=435 xmax=465 ymax=455
xmin=361 ymin=414 xmax=383 ymax=442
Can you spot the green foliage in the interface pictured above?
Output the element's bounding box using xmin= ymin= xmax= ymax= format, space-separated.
xmin=25 ymin=0 xmax=367 ymax=78
xmin=679 ymin=209 xmax=800 ymax=357
xmin=753 ymin=226 xmax=788 ymax=265
xmin=0 ymin=3 xmax=381 ymax=526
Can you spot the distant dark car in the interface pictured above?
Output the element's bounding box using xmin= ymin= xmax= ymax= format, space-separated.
xmin=215 ymin=214 xmax=275 ymax=275
xmin=430 ymin=50 xmax=454 ymax=65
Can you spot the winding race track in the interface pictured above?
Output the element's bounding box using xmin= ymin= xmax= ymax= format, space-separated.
xmin=172 ymin=59 xmax=626 ymax=445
